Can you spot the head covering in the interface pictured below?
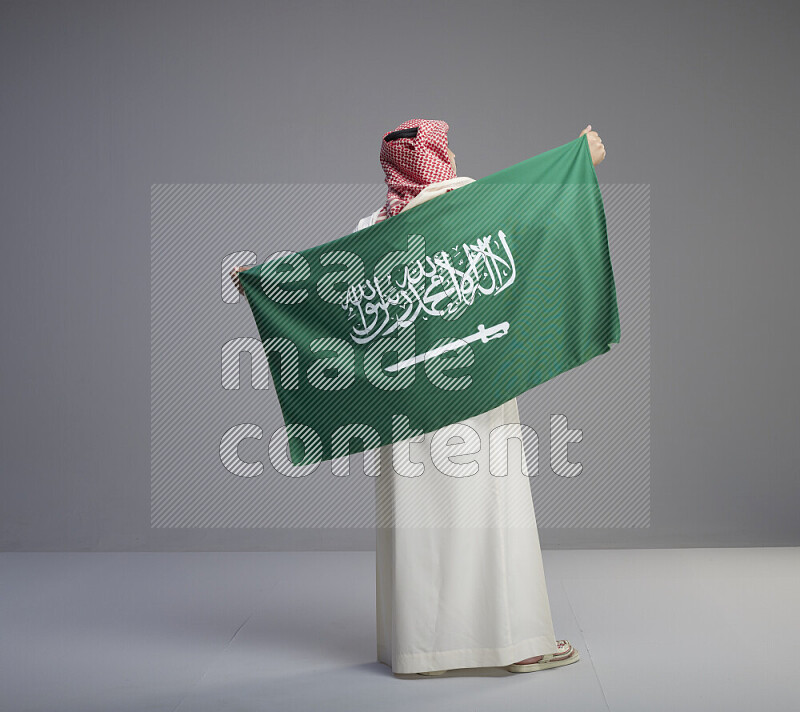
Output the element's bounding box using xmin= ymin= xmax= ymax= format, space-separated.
xmin=375 ymin=118 xmax=456 ymax=223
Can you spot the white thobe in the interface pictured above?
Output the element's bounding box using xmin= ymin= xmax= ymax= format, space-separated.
xmin=355 ymin=179 xmax=559 ymax=674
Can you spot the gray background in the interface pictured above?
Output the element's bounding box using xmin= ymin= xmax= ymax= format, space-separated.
xmin=1 ymin=0 xmax=797 ymax=550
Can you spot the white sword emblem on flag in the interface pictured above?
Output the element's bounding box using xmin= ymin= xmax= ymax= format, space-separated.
xmin=384 ymin=321 xmax=511 ymax=372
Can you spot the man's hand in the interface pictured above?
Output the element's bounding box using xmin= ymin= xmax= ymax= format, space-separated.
xmin=579 ymin=125 xmax=606 ymax=166
xmin=230 ymin=265 xmax=254 ymax=295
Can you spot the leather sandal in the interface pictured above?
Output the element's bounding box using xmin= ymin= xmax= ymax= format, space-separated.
xmin=416 ymin=639 xmax=578 ymax=676
xmin=505 ymin=639 xmax=580 ymax=673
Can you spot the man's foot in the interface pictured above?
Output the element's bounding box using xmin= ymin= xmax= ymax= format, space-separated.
xmin=513 ymin=654 xmax=545 ymax=665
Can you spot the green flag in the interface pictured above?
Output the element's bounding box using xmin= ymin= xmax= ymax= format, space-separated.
xmin=240 ymin=133 xmax=620 ymax=465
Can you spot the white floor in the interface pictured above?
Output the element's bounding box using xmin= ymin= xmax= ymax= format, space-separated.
xmin=0 ymin=547 xmax=797 ymax=712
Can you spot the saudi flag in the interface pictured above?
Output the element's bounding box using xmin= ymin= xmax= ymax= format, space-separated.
xmin=240 ymin=133 xmax=620 ymax=465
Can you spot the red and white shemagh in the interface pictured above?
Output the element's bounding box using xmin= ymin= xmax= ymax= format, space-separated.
xmin=375 ymin=118 xmax=456 ymax=223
